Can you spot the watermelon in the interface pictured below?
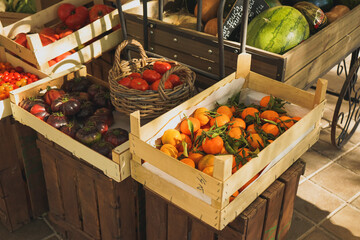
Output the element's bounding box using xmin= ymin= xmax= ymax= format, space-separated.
xmin=294 ymin=2 xmax=328 ymax=33
xmin=247 ymin=6 xmax=310 ymax=54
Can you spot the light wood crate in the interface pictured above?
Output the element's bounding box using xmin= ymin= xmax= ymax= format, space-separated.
xmin=10 ymin=66 xmax=131 ymax=182
xmin=0 ymin=47 xmax=48 ymax=119
xmin=129 ymin=55 xmax=327 ymax=230
xmin=0 ymin=0 xmax=138 ymax=75
xmin=125 ymin=3 xmax=360 ymax=89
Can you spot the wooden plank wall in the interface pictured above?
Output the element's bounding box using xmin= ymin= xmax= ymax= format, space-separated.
xmin=144 ymin=160 xmax=305 ymax=240
xmin=36 ymin=137 xmax=142 ymax=240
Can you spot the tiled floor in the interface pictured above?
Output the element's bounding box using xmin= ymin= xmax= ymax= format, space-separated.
xmin=1 ymin=59 xmax=360 ymax=239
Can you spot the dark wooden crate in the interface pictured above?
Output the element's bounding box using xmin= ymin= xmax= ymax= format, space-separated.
xmin=143 ymin=160 xmax=305 ymax=240
xmin=0 ymin=117 xmax=48 ymax=232
xmin=85 ymin=50 xmax=115 ymax=82
xmin=36 ymin=136 xmax=143 ymax=240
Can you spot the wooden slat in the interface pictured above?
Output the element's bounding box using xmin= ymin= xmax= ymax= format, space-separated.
xmin=276 ymin=161 xmax=305 ymax=240
xmin=37 ymin=140 xmax=65 ymax=218
xmin=285 ymin=24 xmax=360 ymax=89
xmin=117 ymin=178 xmax=138 ymax=240
xmin=96 ymin=178 xmax=120 ymax=240
xmin=77 ymin=172 xmax=101 ymax=239
xmin=190 ymin=218 xmax=216 ymax=240
xmin=0 ymin=165 xmax=30 ymax=231
xmin=12 ymin=122 xmax=48 ymax=218
xmin=167 ymin=204 xmax=189 ymax=240
xmin=0 ymin=117 xmax=19 ymax=171
xmin=218 ymin=226 xmax=245 ymax=240
xmin=260 ymin=181 xmax=285 ymax=240
xmin=57 ymin=160 xmax=82 ymax=230
xmin=145 ymin=189 xmax=167 ymax=240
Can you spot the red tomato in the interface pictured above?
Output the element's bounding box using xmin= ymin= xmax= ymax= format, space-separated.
xmin=58 ymin=3 xmax=89 ymax=30
xmin=130 ymin=78 xmax=149 ymax=91
xmin=128 ymin=72 xmax=142 ymax=78
xmin=54 ymin=51 xmax=72 ymax=63
xmin=89 ymin=4 xmax=114 ymax=23
xmin=151 ymin=79 xmax=173 ymax=91
xmin=118 ymin=76 xmax=132 ymax=88
xmin=55 ymin=23 xmax=73 ymax=39
xmin=39 ymin=28 xmax=59 ymax=42
xmin=142 ymin=69 xmax=161 ymax=84
xmin=167 ymin=74 xmax=182 ymax=87
xmin=44 ymin=89 xmax=65 ymax=105
xmin=153 ymin=61 xmax=172 ymax=74
xmin=13 ymin=33 xmax=27 ymax=47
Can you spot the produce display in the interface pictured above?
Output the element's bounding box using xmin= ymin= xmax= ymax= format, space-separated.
xmin=18 ymin=76 xmax=128 ymax=158
xmin=156 ymin=93 xmax=301 ymax=201
xmin=12 ymin=2 xmax=118 ymax=67
xmin=0 ymin=61 xmax=39 ymax=100
xmin=116 ymin=60 xmax=183 ymax=91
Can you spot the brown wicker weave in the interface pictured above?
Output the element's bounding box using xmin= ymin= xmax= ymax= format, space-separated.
xmin=108 ymin=39 xmax=196 ymax=119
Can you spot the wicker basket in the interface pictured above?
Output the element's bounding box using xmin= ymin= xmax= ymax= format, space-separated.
xmin=108 ymin=39 xmax=196 ymax=119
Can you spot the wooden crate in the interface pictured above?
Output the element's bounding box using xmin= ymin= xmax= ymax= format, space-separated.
xmin=0 ymin=116 xmax=48 ymax=232
xmin=144 ymin=160 xmax=305 ymax=240
xmin=129 ymin=55 xmax=327 ymax=230
xmin=10 ymin=66 xmax=131 ymax=182
xmin=0 ymin=0 xmax=139 ymax=75
xmin=36 ymin=136 xmax=142 ymax=240
xmin=85 ymin=50 xmax=115 ymax=82
xmin=124 ymin=3 xmax=360 ymax=89
xmin=0 ymin=46 xmax=48 ymax=119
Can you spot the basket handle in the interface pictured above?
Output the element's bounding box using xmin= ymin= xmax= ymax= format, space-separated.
xmin=113 ymin=39 xmax=148 ymax=72
xmin=158 ymin=65 xmax=195 ymax=101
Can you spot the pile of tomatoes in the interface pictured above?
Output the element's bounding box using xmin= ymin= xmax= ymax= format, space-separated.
xmin=157 ymin=94 xmax=301 ymax=201
xmin=0 ymin=62 xmax=40 ymax=100
xmin=117 ymin=61 xmax=183 ymax=91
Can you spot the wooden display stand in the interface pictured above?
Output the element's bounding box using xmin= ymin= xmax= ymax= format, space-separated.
xmin=124 ymin=3 xmax=360 ymax=89
xmin=0 ymin=0 xmax=138 ymax=75
xmin=36 ymin=136 xmax=142 ymax=240
xmin=144 ymin=160 xmax=305 ymax=240
xmin=0 ymin=47 xmax=49 ymax=232
xmin=129 ymin=53 xmax=327 ymax=230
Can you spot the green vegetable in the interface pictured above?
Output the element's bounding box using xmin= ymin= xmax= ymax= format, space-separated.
xmin=15 ymin=0 xmax=36 ymax=13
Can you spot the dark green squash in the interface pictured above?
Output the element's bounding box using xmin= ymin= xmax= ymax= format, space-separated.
xmin=294 ymin=1 xmax=328 ymax=33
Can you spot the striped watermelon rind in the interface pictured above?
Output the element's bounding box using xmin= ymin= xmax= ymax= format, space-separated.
xmin=247 ymin=6 xmax=310 ymax=54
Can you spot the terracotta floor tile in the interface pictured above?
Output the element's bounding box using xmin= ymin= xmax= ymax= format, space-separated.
xmin=303 ymin=227 xmax=339 ymax=240
xmin=311 ymin=129 xmax=355 ymax=160
xmin=0 ymin=219 xmax=54 ymax=240
xmin=351 ymin=195 xmax=360 ymax=210
xmin=321 ymin=205 xmax=360 ymax=240
xmin=294 ymin=180 xmax=343 ymax=223
xmin=310 ymin=163 xmax=360 ymax=201
xmin=300 ymin=150 xmax=332 ymax=177
xmin=285 ymin=211 xmax=314 ymax=240
xmin=336 ymin=147 xmax=360 ymax=175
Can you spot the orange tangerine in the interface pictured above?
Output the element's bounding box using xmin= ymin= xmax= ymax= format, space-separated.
xmin=160 ymin=144 xmax=178 ymax=158
xmin=216 ymin=105 xmax=233 ymax=119
xmin=202 ymin=136 xmax=224 ymax=154
xmin=194 ymin=107 xmax=210 ymax=126
xmin=229 ymin=118 xmax=246 ymax=129
xmin=260 ymin=96 xmax=271 ymax=108
xmin=292 ymin=116 xmax=301 ymax=123
xmin=230 ymin=190 xmax=239 ymax=202
xmin=161 ymin=129 xmax=182 ymax=146
xmin=260 ymin=110 xmax=279 ymax=122
xmin=247 ymin=124 xmax=257 ymax=134
xmin=202 ymin=166 xmax=214 ymax=176
xmin=239 ymin=173 xmax=260 ymax=192
xmin=247 ymin=133 xmax=264 ymax=150
xmin=220 ymin=146 xmax=229 ymax=154
xmin=241 ymin=107 xmax=259 ymax=120
xmin=180 ymin=158 xmax=195 ymax=168
xmin=276 ymin=116 xmax=294 ymax=129
xmin=188 ymin=152 xmax=204 ymax=166
xmin=198 ymin=154 xmax=215 ymax=171
xmin=210 ymin=114 xmax=230 ymax=127
xmin=180 ymin=117 xmax=200 ymax=135
xmin=228 ymin=127 xmax=243 ymax=139
xmin=230 ymin=106 xmax=237 ymax=113
xmin=177 ymin=134 xmax=192 ymax=152
xmin=261 ymin=123 xmax=279 ymax=137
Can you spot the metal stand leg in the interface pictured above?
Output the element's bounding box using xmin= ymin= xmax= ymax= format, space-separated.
xmin=331 ymin=48 xmax=360 ymax=148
